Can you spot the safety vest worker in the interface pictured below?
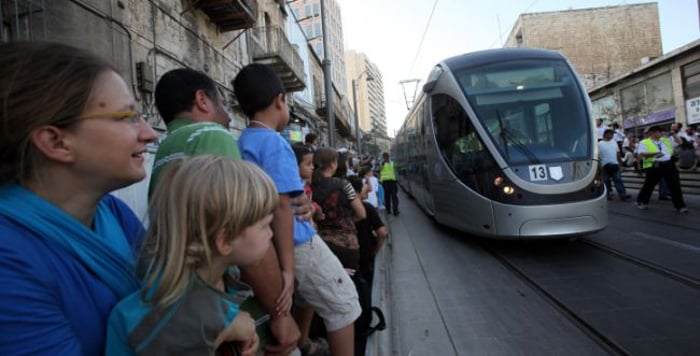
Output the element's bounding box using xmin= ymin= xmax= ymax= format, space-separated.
xmin=380 ymin=160 xmax=396 ymax=182
xmin=639 ymin=136 xmax=673 ymax=169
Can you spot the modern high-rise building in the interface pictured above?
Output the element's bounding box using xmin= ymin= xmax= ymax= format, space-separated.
xmin=289 ymin=0 xmax=347 ymax=97
xmin=504 ymin=3 xmax=662 ymax=89
xmin=345 ymin=50 xmax=386 ymax=137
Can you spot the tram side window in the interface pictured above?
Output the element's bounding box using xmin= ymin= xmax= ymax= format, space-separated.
xmin=432 ymin=94 xmax=493 ymax=184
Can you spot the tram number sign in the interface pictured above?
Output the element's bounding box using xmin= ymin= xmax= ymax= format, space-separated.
xmin=528 ymin=164 xmax=548 ymax=181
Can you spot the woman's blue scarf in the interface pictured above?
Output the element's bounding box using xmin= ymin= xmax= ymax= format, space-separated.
xmin=0 ymin=184 xmax=139 ymax=298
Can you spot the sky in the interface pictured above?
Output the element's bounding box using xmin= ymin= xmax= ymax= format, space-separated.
xmin=336 ymin=0 xmax=700 ymax=137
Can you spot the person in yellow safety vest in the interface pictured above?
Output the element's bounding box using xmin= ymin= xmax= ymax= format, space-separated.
xmin=635 ymin=125 xmax=688 ymax=213
xmin=379 ymin=152 xmax=399 ymax=216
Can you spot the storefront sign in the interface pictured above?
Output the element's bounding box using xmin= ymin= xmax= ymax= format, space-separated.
xmin=685 ymin=96 xmax=700 ymax=125
xmin=623 ymin=107 xmax=676 ymax=129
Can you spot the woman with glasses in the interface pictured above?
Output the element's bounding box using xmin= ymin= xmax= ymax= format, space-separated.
xmin=0 ymin=41 xmax=158 ymax=354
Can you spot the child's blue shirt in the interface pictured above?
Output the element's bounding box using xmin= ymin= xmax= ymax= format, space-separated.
xmin=239 ymin=128 xmax=315 ymax=245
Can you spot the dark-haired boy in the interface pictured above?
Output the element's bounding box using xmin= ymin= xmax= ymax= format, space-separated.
xmin=235 ymin=63 xmax=360 ymax=356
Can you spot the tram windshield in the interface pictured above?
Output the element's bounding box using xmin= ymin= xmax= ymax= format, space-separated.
xmin=455 ymin=59 xmax=591 ymax=165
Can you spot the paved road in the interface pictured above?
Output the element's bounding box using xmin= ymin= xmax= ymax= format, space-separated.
xmin=368 ymin=189 xmax=700 ymax=356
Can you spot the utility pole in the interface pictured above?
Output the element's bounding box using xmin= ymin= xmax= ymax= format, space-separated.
xmin=352 ymin=70 xmax=373 ymax=157
xmin=320 ymin=0 xmax=335 ymax=147
xmin=352 ymin=79 xmax=360 ymax=155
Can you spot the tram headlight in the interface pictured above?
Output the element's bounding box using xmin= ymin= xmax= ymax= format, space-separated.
xmin=502 ymin=185 xmax=515 ymax=195
xmin=494 ymin=176 xmax=504 ymax=186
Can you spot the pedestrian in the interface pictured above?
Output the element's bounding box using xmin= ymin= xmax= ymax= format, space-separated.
xmin=305 ymin=132 xmax=319 ymax=151
xmin=598 ymin=129 xmax=631 ymax=201
xmin=291 ymin=142 xmax=325 ymax=225
xmin=595 ymin=118 xmax=609 ymax=141
xmin=234 ymin=63 xmax=361 ymax=356
xmin=379 ymin=152 xmax=400 ymax=216
xmin=359 ymin=166 xmax=380 ymax=209
xmin=635 ymin=125 xmax=688 ymax=213
xmin=290 ymin=142 xmax=331 ymax=356
xmin=0 ymin=41 xmax=158 ymax=354
xmin=149 ymin=68 xmax=305 ymax=354
xmin=106 ymin=156 xmax=277 ymax=355
xmin=611 ymin=122 xmax=625 ymax=151
xmin=311 ymin=147 xmax=366 ymax=270
xmin=347 ymin=175 xmax=388 ymax=356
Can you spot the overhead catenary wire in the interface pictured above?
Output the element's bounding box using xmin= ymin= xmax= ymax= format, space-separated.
xmin=488 ymin=0 xmax=539 ymax=48
xmin=407 ymin=0 xmax=439 ymax=77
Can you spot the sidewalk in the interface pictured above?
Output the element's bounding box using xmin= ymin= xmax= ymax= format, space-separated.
xmin=367 ymin=211 xmax=396 ymax=356
xmin=367 ymin=211 xmax=395 ymax=356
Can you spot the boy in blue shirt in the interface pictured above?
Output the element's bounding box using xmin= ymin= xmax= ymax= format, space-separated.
xmin=235 ymin=63 xmax=360 ymax=356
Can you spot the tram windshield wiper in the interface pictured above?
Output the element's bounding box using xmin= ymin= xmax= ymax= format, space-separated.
xmin=495 ymin=110 xmax=541 ymax=164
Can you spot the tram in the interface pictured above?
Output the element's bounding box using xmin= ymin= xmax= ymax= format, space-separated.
xmin=392 ymin=48 xmax=607 ymax=239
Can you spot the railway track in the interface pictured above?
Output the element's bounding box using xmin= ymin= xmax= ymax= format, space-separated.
xmin=482 ymin=241 xmax=631 ymax=356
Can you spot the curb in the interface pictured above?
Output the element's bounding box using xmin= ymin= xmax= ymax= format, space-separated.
xmin=367 ymin=212 xmax=396 ymax=355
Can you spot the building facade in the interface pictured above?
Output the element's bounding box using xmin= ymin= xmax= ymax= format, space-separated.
xmin=589 ymin=40 xmax=700 ymax=135
xmin=289 ymin=0 xmax=347 ymax=97
xmin=345 ymin=50 xmax=387 ymax=138
xmin=0 ymin=0 xmax=344 ymax=216
xmin=504 ymin=3 xmax=662 ymax=89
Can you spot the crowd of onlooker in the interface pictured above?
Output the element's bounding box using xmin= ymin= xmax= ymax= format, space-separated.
xmin=597 ymin=119 xmax=700 ymax=173
xmin=0 ymin=41 xmax=399 ymax=356
xmin=596 ymin=118 xmax=695 ymax=213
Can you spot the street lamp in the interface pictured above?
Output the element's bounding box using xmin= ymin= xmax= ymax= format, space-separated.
xmin=352 ymin=71 xmax=373 ymax=156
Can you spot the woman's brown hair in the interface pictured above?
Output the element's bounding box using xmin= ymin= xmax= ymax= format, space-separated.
xmin=0 ymin=41 xmax=116 ymax=184
xmin=311 ymin=147 xmax=338 ymax=185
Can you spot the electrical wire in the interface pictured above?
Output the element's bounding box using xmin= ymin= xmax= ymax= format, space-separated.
xmin=488 ymin=0 xmax=539 ymax=48
xmin=408 ymin=0 xmax=439 ymax=76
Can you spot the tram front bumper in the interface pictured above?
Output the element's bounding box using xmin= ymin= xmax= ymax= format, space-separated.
xmin=491 ymin=194 xmax=608 ymax=239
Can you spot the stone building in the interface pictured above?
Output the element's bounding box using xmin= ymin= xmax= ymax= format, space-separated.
xmin=589 ymin=39 xmax=700 ymax=134
xmin=0 ymin=0 xmax=357 ymax=215
xmin=504 ymin=3 xmax=662 ymax=89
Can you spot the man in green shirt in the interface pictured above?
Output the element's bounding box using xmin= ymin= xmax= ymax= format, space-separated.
xmin=148 ymin=103 xmax=240 ymax=196
xmin=149 ymin=68 xmax=302 ymax=354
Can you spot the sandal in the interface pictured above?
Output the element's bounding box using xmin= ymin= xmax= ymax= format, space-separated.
xmin=299 ymin=337 xmax=330 ymax=356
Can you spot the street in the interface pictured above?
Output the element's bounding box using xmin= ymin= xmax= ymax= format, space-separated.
xmin=370 ymin=189 xmax=700 ymax=356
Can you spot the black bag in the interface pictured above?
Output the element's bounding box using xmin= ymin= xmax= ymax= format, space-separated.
xmin=353 ymin=275 xmax=386 ymax=356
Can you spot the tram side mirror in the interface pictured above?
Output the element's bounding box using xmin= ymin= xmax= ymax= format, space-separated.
xmin=423 ymin=80 xmax=437 ymax=93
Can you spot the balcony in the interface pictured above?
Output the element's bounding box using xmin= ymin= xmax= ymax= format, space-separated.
xmin=248 ymin=26 xmax=306 ymax=92
xmin=193 ymin=0 xmax=257 ymax=32
xmin=315 ymin=92 xmax=354 ymax=139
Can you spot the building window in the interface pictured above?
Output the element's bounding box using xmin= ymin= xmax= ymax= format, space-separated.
xmin=621 ymin=72 xmax=672 ymax=120
xmin=592 ymin=95 xmax=619 ymax=123
xmin=683 ymin=60 xmax=700 ymax=99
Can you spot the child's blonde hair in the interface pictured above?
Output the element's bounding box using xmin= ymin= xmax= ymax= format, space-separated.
xmin=141 ymin=155 xmax=278 ymax=307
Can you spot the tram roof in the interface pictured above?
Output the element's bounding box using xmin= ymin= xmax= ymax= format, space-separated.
xmin=442 ymin=47 xmax=564 ymax=71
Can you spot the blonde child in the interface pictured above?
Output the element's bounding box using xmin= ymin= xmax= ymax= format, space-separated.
xmin=106 ymin=156 xmax=279 ymax=355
